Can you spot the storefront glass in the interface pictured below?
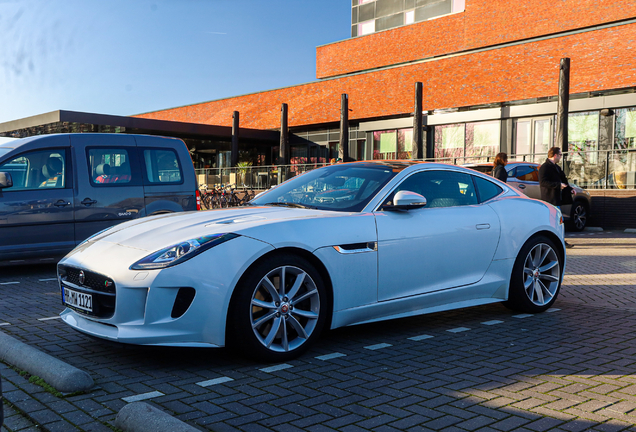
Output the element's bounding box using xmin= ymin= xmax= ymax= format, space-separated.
xmin=373 ymin=128 xmax=412 ymax=160
xmin=568 ymin=111 xmax=599 ymax=164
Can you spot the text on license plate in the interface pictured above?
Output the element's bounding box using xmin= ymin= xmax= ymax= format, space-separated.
xmin=63 ymin=288 xmax=93 ymax=312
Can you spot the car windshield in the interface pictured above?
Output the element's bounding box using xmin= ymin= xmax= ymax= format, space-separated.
xmin=251 ymin=163 xmax=398 ymax=212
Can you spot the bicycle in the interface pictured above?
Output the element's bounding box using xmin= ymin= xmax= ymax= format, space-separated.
xmin=199 ymin=184 xmax=212 ymax=210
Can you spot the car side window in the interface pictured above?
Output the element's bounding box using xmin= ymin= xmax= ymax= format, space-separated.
xmin=143 ymin=149 xmax=182 ymax=184
xmin=88 ymin=148 xmax=132 ymax=185
xmin=473 ymin=176 xmax=504 ymax=203
xmin=0 ymin=149 xmax=66 ymax=191
xmin=388 ymin=170 xmax=478 ymax=208
xmin=514 ymin=165 xmax=539 ymax=182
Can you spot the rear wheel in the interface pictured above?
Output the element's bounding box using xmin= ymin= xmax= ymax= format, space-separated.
xmin=228 ymin=254 xmax=328 ymax=362
xmin=569 ymin=201 xmax=588 ymax=231
xmin=504 ymin=236 xmax=563 ymax=313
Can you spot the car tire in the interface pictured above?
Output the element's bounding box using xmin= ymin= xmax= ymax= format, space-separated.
xmin=504 ymin=235 xmax=563 ymax=314
xmin=227 ymin=253 xmax=328 ymax=362
xmin=568 ymin=201 xmax=588 ymax=232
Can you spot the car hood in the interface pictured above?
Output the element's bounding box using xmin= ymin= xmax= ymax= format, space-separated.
xmin=86 ymin=206 xmax=346 ymax=251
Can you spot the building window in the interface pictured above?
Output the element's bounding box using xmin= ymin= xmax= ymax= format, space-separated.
xmin=615 ymin=108 xmax=636 ymax=150
xmin=405 ymin=10 xmax=415 ymax=24
xmin=435 ymin=121 xmax=500 ymax=162
xmin=569 ymin=111 xmax=599 ymax=165
xmin=358 ymin=20 xmax=375 ymax=35
xmin=514 ymin=117 xmax=553 ymax=162
xmin=373 ymin=129 xmax=412 ymax=160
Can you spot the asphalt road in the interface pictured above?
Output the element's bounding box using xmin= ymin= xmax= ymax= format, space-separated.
xmin=2 ymin=231 xmax=636 ymax=432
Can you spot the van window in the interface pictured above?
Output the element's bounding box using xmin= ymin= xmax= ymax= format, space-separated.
xmin=143 ymin=149 xmax=182 ymax=183
xmin=0 ymin=150 xmax=66 ymax=191
xmin=88 ymin=148 xmax=132 ymax=185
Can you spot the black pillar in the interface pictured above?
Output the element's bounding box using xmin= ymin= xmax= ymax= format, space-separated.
xmin=231 ymin=111 xmax=239 ymax=167
xmin=339 ymin=94 xmax=349 ymax=161
xmin=556 ymin=58 xmax=570 ymax=154
xmin=279 ymin=103 xmax=289 ymax=165
xmin=412 ymin=82 xmax=424 ymax=160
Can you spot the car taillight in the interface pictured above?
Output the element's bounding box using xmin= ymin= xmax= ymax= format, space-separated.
xmin=195 ymin=189 xmax=201 ymax=211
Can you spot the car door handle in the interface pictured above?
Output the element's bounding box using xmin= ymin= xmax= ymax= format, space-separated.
xmin=518 ymin=184 xmax=526 ymax=189
xmin=476 ymin=224 xmax=490 ymax=230
xmin=81 ymin=198 xmax=97 ymax=206
xmin=54 ymin=200 xmax=71 ymax=207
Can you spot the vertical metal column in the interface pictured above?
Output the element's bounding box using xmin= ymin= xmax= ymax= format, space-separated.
xmin=556 ymin=58 xmax=570 ymax=173
xmin=231 ymin=111 xmax=239 ymax=167
xmin=412 ymin=82 xmax=423 ymax=160
xmin=279 ymin=103 xmax=289 ymax=165
xmin=339 ymin=94 xmax=349 ymax=161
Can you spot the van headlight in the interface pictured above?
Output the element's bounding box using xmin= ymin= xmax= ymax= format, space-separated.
xmin=130 ymin=233 xmax=239 ymax=270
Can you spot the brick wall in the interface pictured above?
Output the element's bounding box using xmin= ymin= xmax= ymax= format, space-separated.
xmin=587 ymin=190 xmax=636 ymax=229
xmin=135 ymin=24 xmax=636 ymax=131
xmin=317 ymin=0 xmax=636 ymax=78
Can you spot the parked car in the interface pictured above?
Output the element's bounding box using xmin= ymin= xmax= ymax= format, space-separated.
xmin=0 ymin=134 xmax=198 ymax=265
xmin=463 ymin=162 xmax=591 ymax=231
xmin=58 ymin=161 xmax=565 ymax=362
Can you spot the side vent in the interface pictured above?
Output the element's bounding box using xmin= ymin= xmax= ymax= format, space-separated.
xmin=171 ymin=287 xmax=196 ymax=319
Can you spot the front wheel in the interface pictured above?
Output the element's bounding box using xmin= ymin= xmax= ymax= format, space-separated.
xmin=504 ymin=236 xmax=563 ymax=313
xmin=569 ymin=202 xmax=588 ymax=231
xmin=228 ymin=254 xmax=328 ymax=362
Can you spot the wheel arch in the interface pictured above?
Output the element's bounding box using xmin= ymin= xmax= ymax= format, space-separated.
xmin=226 ymin=246 xmax=335 ymax=336
xmin=516 ymin=230 xmax=565 ymax=276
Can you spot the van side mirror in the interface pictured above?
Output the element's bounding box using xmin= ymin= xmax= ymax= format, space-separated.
xmin=0 ymin=172 xmax=12 ymax=189
xmin=384 ymin=190 xmax=427 ymax=211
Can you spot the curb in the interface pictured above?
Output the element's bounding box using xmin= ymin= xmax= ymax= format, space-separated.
xmin=583 ymin=226 xmax=603 ymax=232
xmin=115 ymin=402 xmax=200 ymax=432
xmin=0 ymin=331 xmax=93 ymax=393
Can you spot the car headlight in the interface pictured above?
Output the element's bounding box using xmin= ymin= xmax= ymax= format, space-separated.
xmin=130 ymin=233 xmax=239 ymax=270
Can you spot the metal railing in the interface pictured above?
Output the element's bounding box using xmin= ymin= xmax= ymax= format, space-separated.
xmin=195 ymin=149 xmax=636 ymax=190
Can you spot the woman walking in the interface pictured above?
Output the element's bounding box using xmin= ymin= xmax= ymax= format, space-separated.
xmin=492 ymin=152 xmax=508 ymax=182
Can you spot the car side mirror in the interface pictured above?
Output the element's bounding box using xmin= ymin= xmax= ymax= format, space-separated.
xmin=385 ymin=190 xmax=427 ymax=211
xmin=0 ymin=172 xmax=12 ymax=189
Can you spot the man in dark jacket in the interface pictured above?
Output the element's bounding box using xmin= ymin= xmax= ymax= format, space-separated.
xmin=539 ymin=147 xmax=573 ymax=248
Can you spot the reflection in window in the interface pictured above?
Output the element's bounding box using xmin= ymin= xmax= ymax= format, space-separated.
xmin=358 ymin=20 xmax=375 ymax=35
xmin=434 ymin=121 xmax=500 ymax=163
xmin=434 ymin=124 xmax=464 ymax=161
xmin=569 ymin=112 xmax=599 ymax=164
xmin=615 ymin=108 xmax=636 ymax=150
xmin=611 ymin=108 xmax=636 ymax=189
xmin=467 ymin=121 xmax=499 ymax=160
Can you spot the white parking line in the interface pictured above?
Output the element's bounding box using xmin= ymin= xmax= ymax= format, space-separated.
xmin=365 ymin=343 xmax=392 ymax=350
xmin=408 ymin=334 xmax=434 ymax=341
xmin=259 ymin=364 xmax=293 ymax=373
xmin=196 ymin=376 xmax=234 ymax=387
xmin=38 ymin=316 xmax=62 ymax=321
xmin=447 ymin=327 xmax=471 ymax=333
xmin=122 ymin=391 xmax=164 ymax=403
xmin=0 ymin=282 xmax=19 ymax=285
xmin=0 ymin=323 xmax=10 ymax=326
xmin=316 ymin=352 xmax=346 ymax=361
xmin=481 ymin=320 xmax=504 ymax=326
xmin=512 ymin=314 xmax=534 ymax=319
xmin=546 ymin=308 xmax=561 ymax=313
xmin=39 ymin=278 xmax=58 ymax=282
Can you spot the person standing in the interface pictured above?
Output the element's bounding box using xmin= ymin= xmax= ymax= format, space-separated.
xmin=492 ymin=152 xmax=508 ymax=182
xmin=539 ymin=147 xmax=573 ymax=248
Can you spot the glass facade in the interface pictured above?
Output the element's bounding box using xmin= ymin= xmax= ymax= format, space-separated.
xmin=351 ymin=0 xmax=464 ymax=37
xmin=513 ymin=117 xmax=553 ymax=162
xmin=372 ymin=128 xmax=412 ymax=159
xmin=434 ymin=120 xmax=499 ymax=163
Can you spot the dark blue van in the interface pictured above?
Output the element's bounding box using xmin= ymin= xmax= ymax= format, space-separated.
xmin=0 ymin=134 xmax=198 ymax=265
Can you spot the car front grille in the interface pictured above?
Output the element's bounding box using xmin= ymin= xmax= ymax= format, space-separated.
xmin=58 ymin=264 xmax=116 ymax=319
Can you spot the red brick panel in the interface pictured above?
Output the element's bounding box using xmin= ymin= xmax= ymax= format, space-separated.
xmin=316 ymin=0 xmax=636 ymax=79
xmin=135 ymin=25 xmax=636 ymax=130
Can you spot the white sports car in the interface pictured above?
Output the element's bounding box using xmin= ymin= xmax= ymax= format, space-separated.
xmin=58 ymin=161 xmax=566 ymax=361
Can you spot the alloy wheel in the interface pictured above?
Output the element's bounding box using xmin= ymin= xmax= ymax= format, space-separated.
xmin=522 ymin=243 xmax=560 ymax=306
xmin=573 ymin=204 xmax=587 ymax=230
xmin=250 ymin=265 xmax=321 ymax=353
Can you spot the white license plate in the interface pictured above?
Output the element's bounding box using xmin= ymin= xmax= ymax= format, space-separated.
xmin=63 ymin=287 xmax=93 ymax=312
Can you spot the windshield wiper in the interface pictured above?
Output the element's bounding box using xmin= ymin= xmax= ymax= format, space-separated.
xmin=263 ymin=202 xmax=317 ymax=209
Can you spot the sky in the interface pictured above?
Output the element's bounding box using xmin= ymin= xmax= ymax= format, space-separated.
xmin=0 ymin=0 xmax=351 ymax=126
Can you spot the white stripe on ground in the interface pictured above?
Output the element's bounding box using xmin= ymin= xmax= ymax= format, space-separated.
xmin=364 ymin=343 xmax=392 ymax=350
xmin=39 ymin=278 xmax=58 ymax=282
xmin=408 ymin=334 xmax=434 ymax=341
xmin=197 ymin=377 xmax=234 ymax=387
xmin=0 ymin=323 xmax=10 ymax=326
xmin=0 ymin=282 xmax=19 ymax=285
xmin=259 ymin=364 xmax=293 ymax=373
xmin=447 ymin=327 xmax=471 ymax=333
xmin=482 ymin=320 xmax=504 ymax=325
xmin=546 ymin=308 xmax=561 ymax=313
xmin=38 ymin=316 xmax=62 ymax=321
xmin=512 ymin=314 xmax=534 ymax=319
xmin=316 ymin=352 xmax=346 ymax=361
xmin=122 ymin=391 xmax=164 ymax=403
